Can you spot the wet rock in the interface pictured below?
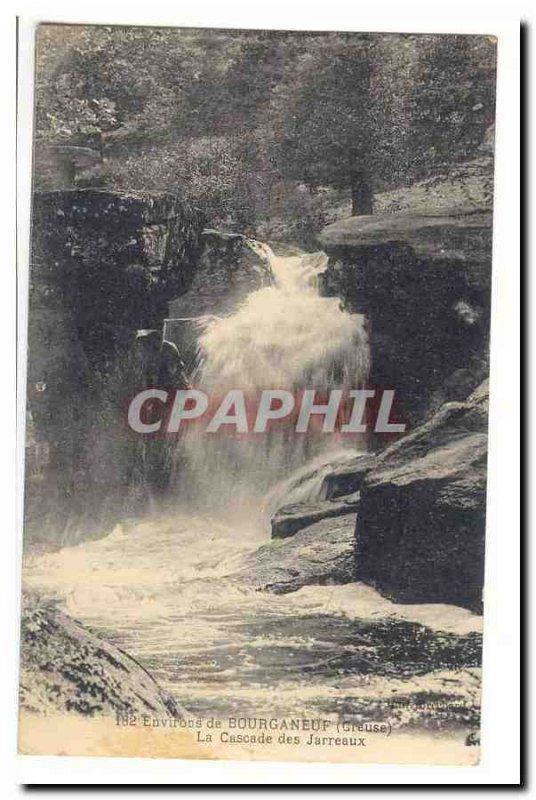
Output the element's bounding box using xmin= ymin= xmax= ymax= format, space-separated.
xmin=319 ymin=453 xmax=377 ymax=499
xmin=265 ymin=449 xmax=373 ymax=544
xmin=272 ymin=493 xmax=361 ymax=539
xmin=168 ymin=229 xmax=273 ymax=320
xmin=19 ymin=595 xmax=183 ymax=718
xmin=265 ymin=450 xmax=369 ymax=513
xmin=235 ymin=514 xmax=357 ymax=594
xmin=355 ymin=381 xmax=489 ymax=612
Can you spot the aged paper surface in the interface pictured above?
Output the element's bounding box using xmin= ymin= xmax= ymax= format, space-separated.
xmin=19 ymin=23 xmax=496 ymax=765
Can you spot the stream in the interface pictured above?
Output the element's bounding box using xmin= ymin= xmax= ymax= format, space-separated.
xmin=24 ymin=243 xmax=483 ymax=735
xmin=23 ymin=509 xmax=482 ymax=732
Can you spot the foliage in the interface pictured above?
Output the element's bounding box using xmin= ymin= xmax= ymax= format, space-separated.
xmin=34 ymin=26 xmax=497 ymax=234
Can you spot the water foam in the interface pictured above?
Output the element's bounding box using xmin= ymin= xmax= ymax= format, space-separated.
xmin=177 ymin=244 xmax=369 ymax=511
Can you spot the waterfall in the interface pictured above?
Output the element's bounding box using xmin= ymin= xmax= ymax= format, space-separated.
xmin=174 ymin=242 xmax=370 ymax=515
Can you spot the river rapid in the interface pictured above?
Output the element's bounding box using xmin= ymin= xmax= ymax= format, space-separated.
xmin=23 ymin=506 xmax=483 ymax=733
xmin=24 ymin=244 xmax=483 ymax=735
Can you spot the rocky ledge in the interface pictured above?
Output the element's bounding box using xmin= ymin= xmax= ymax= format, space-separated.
xmin=318 ymin=156 xmax=493 ymax=424
xmin=19 ymin=595 xmax=182 ymax=719
xmin=233 ymin=514 xmax=357 ymax=594
xmin=319 ymin=206 xmax=492 ymax=266
xmin=231 ymin=452 xmax=377 ymax=591
xmin=272 ymin=494 xmax=361 ymax=540
xmin=262 ymin=381 xmax=488 ymax=612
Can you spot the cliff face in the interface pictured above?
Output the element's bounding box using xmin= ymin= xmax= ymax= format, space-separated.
xmin=355 ymin=381 xmax=489 ymax=613
xmin=168 ymin=230 xmax=272 ymax=319
xmin=296 ymin=158 xmax=494 ymax=612
xmin=30 ymin=189 xmax=205 ymax=369
xmin=318 ymin=157 xmax=493 ymax=425
xmin=26 ymin=190 xmax=205 ymax=545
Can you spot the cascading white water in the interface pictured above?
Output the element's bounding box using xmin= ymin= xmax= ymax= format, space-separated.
xmin=23 ymin=240 xmax=481 ymax=729
xmin=176 ymin=242 xmax=370 ymax=514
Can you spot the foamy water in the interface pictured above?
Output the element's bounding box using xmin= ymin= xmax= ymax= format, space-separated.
xmin=197 ymin=250 xmax=368 ymax=389
xmin=24 ymin=511 xmax=482 ymax=723
xmin=24 ymin=243 xmax=482 ymax=729
xmin=176 ymin=246 xmax=369 ymax=510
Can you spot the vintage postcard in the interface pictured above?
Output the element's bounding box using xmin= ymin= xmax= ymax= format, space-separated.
xmin=18 ymin=22 xmax=498 ymax=766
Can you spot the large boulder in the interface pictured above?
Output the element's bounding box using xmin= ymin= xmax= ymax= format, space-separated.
xmin=355 ymin=381 xmax=489 ymax=612
xmin=30 ymin=189 xmax=205 ymax=369
xmin=318 ymin=453 xmax=377 ymax=499
xmin=235 ymin=514 xmax=357 ymax=594
xmin=19 ymin=595 xmax=183 ymax=719
xmin=168 ymin=229 xmax=273 ymax=320
xmin=272 ymin=493 xmax=361 ymax=539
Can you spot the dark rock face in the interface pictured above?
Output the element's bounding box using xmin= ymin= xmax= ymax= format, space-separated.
xmin=235 ymin=514 xmax=357 ymax=593
xmin=165 ymin=230 xmax=273 ymax=374
xmin=318 ymin=453 xmax=377 ymax=500
xmin=26 ymin=190 xmax=204 ymax=544
xmin=355 ymin=381 xmax=489 ymax=612
xmin=319 ymin=159 xmax=493 ymax=425
xmin=20 ymin=595 xmax=183 ymax=718
xmin=272 ymin=494 xmax=361 ymax=539
xmin=30 ymin=190 xmax=204 ymax=368
xmin=168 ymin=229 xmax=273 ymax=319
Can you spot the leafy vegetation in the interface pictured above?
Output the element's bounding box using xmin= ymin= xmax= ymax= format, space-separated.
xmin=34 ymin=26 xmax=496 ymax=239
